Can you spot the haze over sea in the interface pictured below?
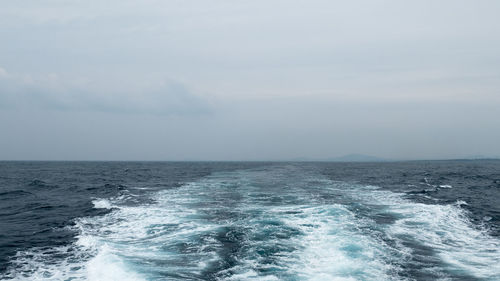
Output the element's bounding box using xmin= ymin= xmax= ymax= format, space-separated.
xmin=1 ymin=160 xmax=499 ymax=280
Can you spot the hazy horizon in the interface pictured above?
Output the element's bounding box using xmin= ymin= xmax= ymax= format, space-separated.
xmin=1 ymin=154 xmax=499 ymax=162
xmin=1 ymin=1 xmax=500 ymax=161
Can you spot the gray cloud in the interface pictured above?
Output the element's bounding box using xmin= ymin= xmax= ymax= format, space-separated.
xmin=0 ymin=69 xmax=211 ymax=116
xmin=1 ymin=0 xmax=500 ymax=160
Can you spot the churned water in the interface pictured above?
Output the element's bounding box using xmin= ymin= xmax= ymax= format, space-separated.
xmin=1 ymin=161 xmax=499 ymax=280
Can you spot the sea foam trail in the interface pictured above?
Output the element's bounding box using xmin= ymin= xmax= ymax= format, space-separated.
xmin=3 ymin=165 xmax=500 ymax=281
xmin=337 ymin=184 xmax=500 ymax=280
xmin=224 ymin=204 xmax=400 ymax=281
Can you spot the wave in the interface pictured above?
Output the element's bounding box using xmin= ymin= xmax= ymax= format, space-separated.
xmin=3 ymin=167 xmax=500 ymax=280
xmin=91 ymin=199 xmax=114 ymax=209
xmin=337 ymin=184 xmax=500 ymax=280
xmin=0 ymin=190 xmax=33 ymax=197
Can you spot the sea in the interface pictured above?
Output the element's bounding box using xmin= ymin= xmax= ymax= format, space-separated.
xmin=0 ymin=161 xmax=499 ymax=281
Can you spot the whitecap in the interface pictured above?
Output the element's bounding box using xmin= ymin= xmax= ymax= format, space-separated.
xmin=5 ymin=167 xmax=499 ymax=281
xmin=345 ymin=185 xmax=500 ymax=280
xmin=92 ymin=198 xmax=113 ymax=209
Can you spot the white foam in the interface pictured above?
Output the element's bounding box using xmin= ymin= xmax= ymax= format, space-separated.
xmin=346 ymin=185 xmax=500 ymax=280
xmin=5 ymin=167 xmax=499 ymax=281
xmin=224 ymin=269 xmax=280 ymax=281
xmin=272 ymin=205 xmax=400 ymax=281
xmin=393 ymin=203 xmax=499 ymax=279
xmin=4 ymin=179 xmax=224 ymax=280
xmin=85 ymin=246 xmax=145 ymax=281
xmin=209 ymin=172 xmax=404 ymax=281
xmin=74 ymin=184 xmax=223 ymax=279
xmin=92 ymin=198 xmax=113 ymax=209
xmin=3 ymin=246 xmax=86 ymax=280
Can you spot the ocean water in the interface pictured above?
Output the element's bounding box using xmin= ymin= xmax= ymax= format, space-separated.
xmin=0 ymin=161 xmax=499 ymax=281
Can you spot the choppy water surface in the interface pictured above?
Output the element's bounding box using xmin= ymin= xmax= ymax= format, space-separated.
xmin=1 ymin=161 xmax=499 ymax=280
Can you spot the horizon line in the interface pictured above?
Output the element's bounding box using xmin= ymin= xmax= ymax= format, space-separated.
xmin=1 ymin=158 xmax=499 ymax=162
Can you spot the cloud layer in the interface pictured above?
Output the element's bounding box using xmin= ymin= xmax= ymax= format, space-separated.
xmin=1 ymin=0 xmax=500 ymax=160
xmin=0 ymin=68 xmax=211 ymax=115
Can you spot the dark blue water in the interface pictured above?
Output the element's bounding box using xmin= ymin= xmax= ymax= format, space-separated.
xmin=0 ymin=161 xmax=499 ymax=280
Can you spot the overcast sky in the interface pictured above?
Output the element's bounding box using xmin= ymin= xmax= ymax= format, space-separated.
xmin=1 ymin=0 xmax=499 ymax=160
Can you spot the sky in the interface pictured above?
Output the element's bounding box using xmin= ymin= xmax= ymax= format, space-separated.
xmin=1 ymin=0 xmax=499 ymax=160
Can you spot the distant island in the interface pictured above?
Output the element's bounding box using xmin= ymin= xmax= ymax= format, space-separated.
xmin=323 ymin=154 xmax=388 ymax=162
xmin=291 ymin=154 xmax=388 ymax=162
xmin=289 ymin=154 xmax=500 ymax=162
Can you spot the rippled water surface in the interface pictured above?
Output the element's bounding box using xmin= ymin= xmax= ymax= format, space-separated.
xmin=1 ymin=161 xmax=499 ymax=280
